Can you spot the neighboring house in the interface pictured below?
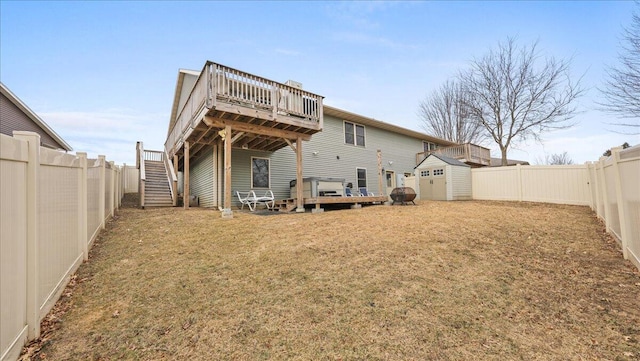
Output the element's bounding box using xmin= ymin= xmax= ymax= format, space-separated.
xmin=489 ymin=157 xmax=530 ymax=167
xmin=154 ymin=61 xmax=489 ymax=215
xmin=0 ymin=82 xmax=72 ymax=151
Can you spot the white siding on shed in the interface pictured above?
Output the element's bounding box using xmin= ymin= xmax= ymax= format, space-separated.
xmin=415 ymin=154 xmax=472 ymax=201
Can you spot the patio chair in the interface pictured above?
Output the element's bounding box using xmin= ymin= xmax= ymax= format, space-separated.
xmin=236 ymin=191 xmax=254 ymax=211
xmin=236 ymin=190 xmax=275 ymax=211
xmin=345 ymin=187 xmax=355 ymax=197
xmin=359 ymin=187 xmax=375 ymax=196
xmin=252 ymin=190 xmax=275 ymax=210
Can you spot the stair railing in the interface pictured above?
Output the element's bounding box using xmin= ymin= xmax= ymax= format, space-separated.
xmin=163 ymin=149 xmax=178 ymax=206
xmin=136 ymin=141 xmax=146 ymax=208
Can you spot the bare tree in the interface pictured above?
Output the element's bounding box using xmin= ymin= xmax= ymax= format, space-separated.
xmin=537 ymin=151 xmax=574 ymax=165
xmin=599 ymin=3 xmax=640 ymax=134
xmin=460 ymin=38 xmax=584 ymax=166
xmin=418 ymin=79 xmax=486 ymax=144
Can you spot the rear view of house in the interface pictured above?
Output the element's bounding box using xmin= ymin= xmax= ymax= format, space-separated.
xmin=139 ymin=61 xmax=494 ymax=216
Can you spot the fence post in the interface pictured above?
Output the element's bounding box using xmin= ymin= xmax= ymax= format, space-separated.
xmin=516 ymin=164 xmax=523 ymax=202
xmin=109 ymin=161 xmax=115 ymax=217
xmin=13 ymin=131 xmax=41 ymax=340
xmin=78 ymin=152 xmax=89 ymax=262
xmin=611 ymin=147 xmax=630 ymax=260
xmin=99 ymin=155 xmax=106 ymax=229
xmin=597 ymin=156 xmax=611 ymax=233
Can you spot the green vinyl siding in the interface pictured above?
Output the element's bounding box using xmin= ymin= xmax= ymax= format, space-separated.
xmin=189 ymin=145 xmax=214 ymax=207
xmin=195 ymin=113 xmax=447 ymax=208
xmin=271 ymin=114 xmax=426 ymax=197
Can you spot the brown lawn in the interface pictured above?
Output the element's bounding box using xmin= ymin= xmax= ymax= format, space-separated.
xmin=22 ymin=197 xmax=640 ymax=360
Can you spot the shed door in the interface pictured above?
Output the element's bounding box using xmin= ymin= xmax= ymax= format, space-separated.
xmin=419 ymin=167 xmax=446 ymax=200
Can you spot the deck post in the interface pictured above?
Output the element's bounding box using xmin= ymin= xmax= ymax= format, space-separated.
xmin=222 ymin=125 xmax=233 ymax=218
xmin=183 ymin=141 xmax=190 ymax=209
xmin=296 ymin=137 xmax=305 ymax=213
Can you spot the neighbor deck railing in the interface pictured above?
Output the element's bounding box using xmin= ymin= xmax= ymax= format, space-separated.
xmin=165 ymin=61 xmax=323 ymax=157
xmin=416 ymin=143 xmax=491 ymax=165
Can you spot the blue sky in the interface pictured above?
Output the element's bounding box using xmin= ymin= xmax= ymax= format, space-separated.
xmin=1 ymin=1 xmax=638 ymax=165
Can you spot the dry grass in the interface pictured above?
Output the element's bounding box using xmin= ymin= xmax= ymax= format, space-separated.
xmin=24 ymin=198 xmax=640 ymax=360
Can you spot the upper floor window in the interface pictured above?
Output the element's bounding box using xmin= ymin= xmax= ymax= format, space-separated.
xmin=345 ymin=121 xmax=365 ymax=147
xmin=251 ymin=157 xmax=270 ymax=188
xmin=423 ymin=141 xmax=437 ymax=152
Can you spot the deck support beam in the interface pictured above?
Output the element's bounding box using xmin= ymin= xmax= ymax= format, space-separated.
xmin=222 ymin=125 xmax=233 ymax=218
xmin=296 ymin=137 xmax=304 ymax=213
xmin=183 ymin=141 xmax=190 ymax=209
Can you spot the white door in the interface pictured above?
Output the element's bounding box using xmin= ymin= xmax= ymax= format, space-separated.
xmin=385 ymin=170 xmax=396 ymax=199
xmin=419 ymin=167 xmax=446 ymax=200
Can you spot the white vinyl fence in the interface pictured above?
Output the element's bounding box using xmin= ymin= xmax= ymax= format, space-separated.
xmin=122 ymin=164 xmax=139 ymax=193
xmin=471 ymin=145 xmax=640 ymax=271
xmin=1 ymin=132 xmax=123 ymax=361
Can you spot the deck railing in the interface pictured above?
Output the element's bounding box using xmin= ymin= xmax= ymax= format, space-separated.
xmin=165 ymin=61 xmax=323 ymax=157
xmin=416 ymin=143 xmax=491 ymax=166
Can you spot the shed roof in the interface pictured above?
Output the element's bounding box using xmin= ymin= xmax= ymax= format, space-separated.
xmin=415 ymin=153 xmax=471 ymax=169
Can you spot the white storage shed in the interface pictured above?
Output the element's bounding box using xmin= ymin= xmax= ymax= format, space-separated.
xmin=415 ymin=154 xmax=472 ymax=201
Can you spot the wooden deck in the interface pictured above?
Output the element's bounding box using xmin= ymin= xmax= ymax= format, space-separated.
xmin=166 ymin=61 xmax=324 ymax=161
xmin=273 ymin=196 xmax=388 ymax=212
xmin=416 ymin=143 xmax=491 ymax=167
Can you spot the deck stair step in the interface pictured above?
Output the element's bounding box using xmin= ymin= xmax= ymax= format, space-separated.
xmin=143 ymin=160 xmax=173 ymax=207
xmin=273 ymin=198 xmax=297 ymax=212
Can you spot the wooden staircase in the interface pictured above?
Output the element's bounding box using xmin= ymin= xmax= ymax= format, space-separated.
xmin=143 ymin=160 xmax=173 ymax=207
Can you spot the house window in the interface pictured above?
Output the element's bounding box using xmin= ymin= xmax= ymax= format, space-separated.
xmin=345 ymin=121 xmax=365 ymax=147
xmin=356 ymin=168 xmax=367 ymax=188
xmin=433 ymin=169 xmax=444 ymax=176
xmin=251 ymin=157 xmax=270 ymax=188
xmin=423 ymin=141 xmax=437 ymax=152
xmin=420 ymin=170 xmax=429 ymax=177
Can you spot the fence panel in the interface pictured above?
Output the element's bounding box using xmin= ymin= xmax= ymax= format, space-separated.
xmin=613 ymin=146 xmax=640 ymax=269
xmin=87 ymin=161 xmax=101 ymax=245
xmin=0 ymin=131 xmax=122 ymax=361
xmin=603 ymin=160 xmax=622 ymax=240
xmin=472 ymin=165 xmax=591 ymax=205
xmin=471 ymin=166 xmax=520 ymax=200
xmin=0 ymin=134 xmax=29 ymax=361
xmin=37 ymin=149 xmax=83 ymax=319
xmin=123 ymin=165 xmax=138 ymax=193
xmin=520 ymin=166 xmax=591 ymax=205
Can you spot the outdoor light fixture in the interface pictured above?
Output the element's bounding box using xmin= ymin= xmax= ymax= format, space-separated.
xmin=312 ymin=151 xmax=319 ymax=156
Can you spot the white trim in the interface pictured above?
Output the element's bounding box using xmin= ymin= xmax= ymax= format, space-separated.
xmin=343 ymin=120 xmax=366 ymax=147
xmin=250 ymin=156 xmax=271 ymax=189
xmin=356 ymin=167 xmax=367 ymax=189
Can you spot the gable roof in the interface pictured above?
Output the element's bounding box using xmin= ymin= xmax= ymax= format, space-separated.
xmin=167 ymin=68 xmax=201 ymax=137
xmin=166 ymin=65 xmax=456 ymax=147
xmin=0 ymin=82 xmax=72 ymax=151
xmin=323 ymin=105 xmax=455 ymax=146
xmin=415 ymin=153 xmax=471 ymax=169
